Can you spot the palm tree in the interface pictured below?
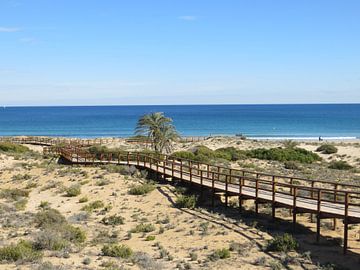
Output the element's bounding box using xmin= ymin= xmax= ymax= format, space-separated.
xmin=135 ymin=112 xmax=179 ymax=153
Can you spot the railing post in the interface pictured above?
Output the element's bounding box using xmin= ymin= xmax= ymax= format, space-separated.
xmin=207 ymin=164 xmax=210 ymax=178
xmin=137 ymin=153 xmax=139 ymax=166
xmin=293 ymin=187 xmax=297 ymax=226
xmin=171 ymin=160 xmax=174 ymax=179
xmin=272 ymin=176 xmax=276 ymax=219
xmin=225 ymin=175 xmax=228 ymax=207
xmin=316 ymin=189 xmax=322 ymax=243
xmin=255 ymin=179 xmax=259 ymax=214
xmin=212 ymin=172 xmax=215 ymax=207
xmin=180 ymin=160 xmax=183 ymax=180
xmin=127 ymin=152 xmax=130 ymax=165
xmin=343 ymin=192 xmax=349 ymax=255
xmin=333 ymin=184 xmax=338 ymax=230
xmin=239 ymin=177 xmax=243 ymax=212
xmin=200 ymin=170 xmax=203 ymax=198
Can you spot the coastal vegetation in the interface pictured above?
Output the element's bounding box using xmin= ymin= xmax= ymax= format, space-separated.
xmin=171 ymin=145 xmax=321 ymax=164
xmin=135 ymin=112 xmax=179 ymax=153
xmin=316 ymin=144 xmax=338 ymax=154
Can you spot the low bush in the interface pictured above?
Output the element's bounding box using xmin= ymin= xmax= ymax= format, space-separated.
xmin=101 ymin=244 xmax=133 ymax=258
xmin=101 ymin=215 xmax=125 ymax=225
xmin=246 ymin=147 xmax=321 ymax=163
xmin=15 ymin=198 xmax=28 ymax=210
xmin=81 ymin=200 xmax=104 ymax=212
xmin=208 ymin=248 xmax=231 ymax=261
xmin=266 ymin=233 xmax=298 ymax=252
xmin=129 ymin=183 xmax=155 ymax=195
xmin=0 ymin=142 xmax=29 ymax=153
xmin=284 ymin=161 xmax=300 ymax=170
xmin=175 ymin=195 xmax=197 ymax=209
xmin=0 ymin=240 xmax=42 ymax=262
xmin=0 ymin=188 xmax=29 ymax=201
xmin=131 ymin=223 xmax=156 ymax=233
xmin=35 ymin=208 xmax=66 ymax=228
xmin=145 ymin=235 xmax=156 ymax=241
xmin=34 ymin=224 xmax=86 ymax=250
xmin=65 ymin=184 xmax=81 ymax=197
xmin=316 ymin=144 xmax=338 ymax=154
xmin=78 ymin=196 xmax=88 ymax=203
xmin=170 ymin=151 xmax=196 ymax=161
xmin=328 ymin=160 xmax=353 ymax=170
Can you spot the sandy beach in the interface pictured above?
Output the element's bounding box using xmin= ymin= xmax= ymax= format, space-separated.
xmin=0 ymin=136 xmax=359 ymax=269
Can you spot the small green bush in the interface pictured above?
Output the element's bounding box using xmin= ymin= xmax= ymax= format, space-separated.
xmin=35 ymin=209 xmax=66 ymax=228
xmin=145 ymin=235 xmax=156 ymax=241
xmin=81 ymin=200 xmax=105 ymax=212
xmin=101 ymin=244 xmax=133 ymax=258
xmin=65 ymin=184 xmax=81 ymax=197
xmin=0 ymin=142 xmax=29 ymax=153
xmin=284 ymin=161 xmax=300 ymax=170
xmin=129 ymin=183 xmax=155 ymax=195
xmin=175 ymin=195 xmax=197 ymax=209
xmin=246 ymin=147 xmax=321 ymax=163
xmin=208 ymin=248 xmax=230 ymax=261
xmin=170 ymin=151 xmax=196 ymax=160
xmin=316 ymin=144 xmax=338 ymax=154
xmin=0 ymin=240 xmax=42 ymax=262
xmin=328 ymin=160 xmax=353 ymax=170
xmin=15 ymin=198 xmax=28 ymax=210
xmin=266 ymin=233 xmax=298 ymax=252
xmin=131 ymin=223 xmax=156 ymax=233
xmin=101 ymin=215 xmax=125 ymax=225
xmin=0 ymin=188 xmax=29 ymax=201
xmin=78 ymin=196 xmax=88 ymax=203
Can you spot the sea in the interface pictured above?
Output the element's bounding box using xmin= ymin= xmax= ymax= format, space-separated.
xmin=0 ymin=104 xmax=359 ymax=139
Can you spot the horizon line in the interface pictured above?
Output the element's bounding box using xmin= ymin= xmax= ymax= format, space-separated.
xmin=2 ymin=102 xmax=360 ymax=108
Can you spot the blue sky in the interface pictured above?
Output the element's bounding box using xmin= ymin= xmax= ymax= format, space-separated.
xmin=0 ymin=0 xmax=359 ymax=106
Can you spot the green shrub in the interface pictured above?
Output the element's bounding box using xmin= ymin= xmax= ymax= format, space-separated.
xmin=208 ymin=248 xmax=230 ymax=261
xmin=0 ymin=188 xmax=29 ymax=201
xmin=328 ymin=160 xmax=353 ymax=170
xmin=0 ymin=142 xmax=29 ymax=153
xmin=101 ymin=215 xmax=125 ymax=225
xmin=35 ymin=208 xmax=66 ymax=228
xmin=246 ymin=147 xmax=321 ymax=163
xmin=78 ymin=196 xmax=88 ymax=203
xmin=101 ymin=244 xmax=133 ymax=258
xmin=284 ymin=161 xmax=300 ymax=170
xmin=170 ymin=151 xmax=196 ymax=160
xmin=129 ymin=183 xmax=155 ymax=195
xmin=215 ymin=147 xmax=247 ymax=161
xmin=65 ymin=184 xmax=81 ymax=197
xmin=266 ymin=233 xmax=298 ymax=252
xmin=145 ymin=235 xmax=156 ymax=241
xmin=0 ymin=240 xmax=42 ymax=262
xmin=81 ymin=200 xmax=105 ymax=212
xmin=131 ymin=223 xmax=156 ymax=233
xmin=15 ymin=198 xmax=28 ymax=210
xmin=316 ymin=144 xmax=338 ymax=154
xmin=175 ymin=195 xmax=197 ymax=209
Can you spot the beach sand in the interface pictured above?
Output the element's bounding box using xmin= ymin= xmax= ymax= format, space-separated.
xmin=0 ymin=137 xmax=359 ymax=269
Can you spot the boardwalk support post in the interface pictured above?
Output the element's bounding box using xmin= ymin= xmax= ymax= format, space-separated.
xmin=316 ymin=189 xmax=322 ymax=243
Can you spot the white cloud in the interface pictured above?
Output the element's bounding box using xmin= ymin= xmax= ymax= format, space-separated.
xmin=0 ymin=26 xmax=20 ymax=32
xmin=178 ymin=16 xmax=197 ymax=21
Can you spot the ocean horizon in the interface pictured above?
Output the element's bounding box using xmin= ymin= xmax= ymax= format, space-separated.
xmin=0 ymin=104 xmax=359 ymax=139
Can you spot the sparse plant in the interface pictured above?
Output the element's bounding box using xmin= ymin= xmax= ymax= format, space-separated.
xmin=81 ymin=200 xmax=104 ymax=212
xmin=131 ymin=223 xmax=156 ymax=233
xmin=175 ymin=195 xmax=197 ymax=209
xmin=101 ymin=215 xmax=125 ymax=226
xmin=65 ymin=184 xmax=81 ymax=197
xmin=0 ymin=240 xmax=42 ymax=262
xmin=316 ymin=144 xmax=338 ymax=154
xmin=266 ymin=234 xmax=298 ymax=253
xmin=129 ymin=182 xmax=156 ymax=195
xmin=208 ymin=248 xmax=230 ymax=261
xmin=328 ymin=160 xmax=353 ymax=170
xmin=101 ymin=244 xmax=133 ymax=258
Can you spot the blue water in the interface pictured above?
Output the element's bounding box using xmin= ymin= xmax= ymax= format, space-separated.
xmin=0 ymin=104 xmax=359 ymax=139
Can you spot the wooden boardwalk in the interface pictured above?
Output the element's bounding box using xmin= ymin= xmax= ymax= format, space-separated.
xmin=3 ymin=136 xmax=360 ymax=254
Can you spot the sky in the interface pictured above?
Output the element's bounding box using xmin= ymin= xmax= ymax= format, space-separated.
xmin=0 ymin=0 xmax=360 ymax=106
